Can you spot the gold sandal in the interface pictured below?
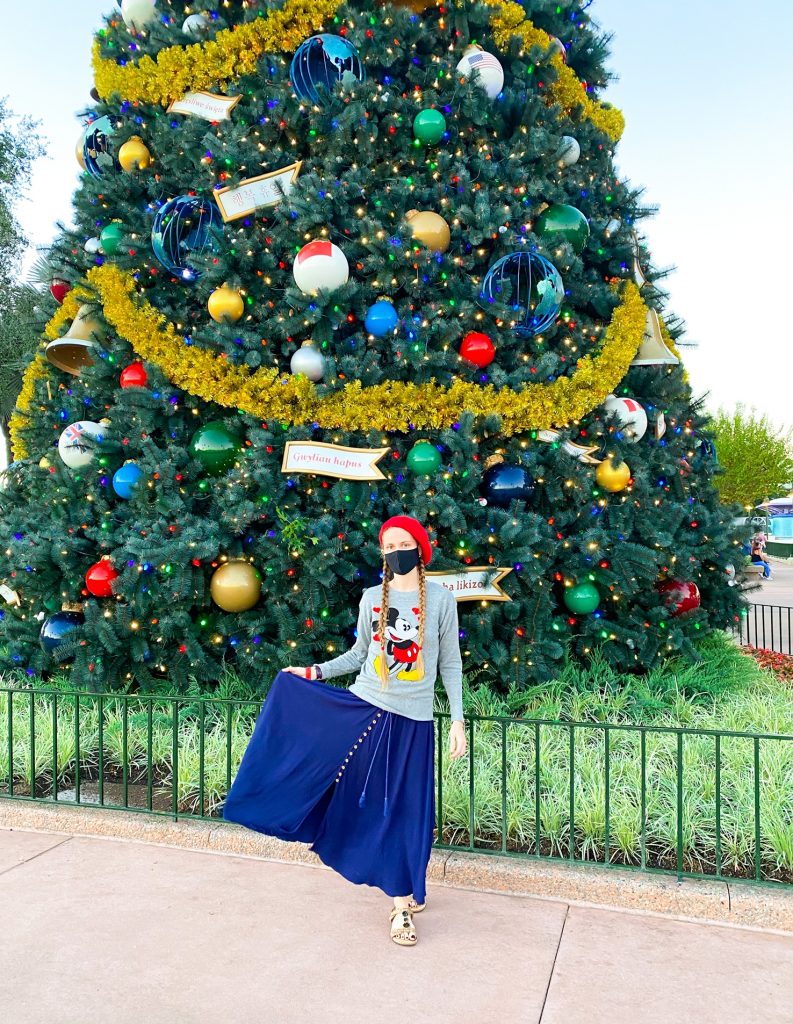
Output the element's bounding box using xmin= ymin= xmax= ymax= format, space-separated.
xmin=389 ymin=906 xmax=418 ymax=945
xmin=407 ymin=897 xmax=426 ymax=913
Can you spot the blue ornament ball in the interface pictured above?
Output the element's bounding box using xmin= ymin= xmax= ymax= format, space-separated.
xmin=480 ymin=251 xmax=564 ymax=336
xmin=481 ymin=462 xmax=536 ymax=507
xmin=82 ymin=115 xmax=120 ymax=178
xmin=40 ymin=610 xmax=85 ymax=663
xmin=290 ymin=34 xmax=365 ymax=107
xmin=365 ymin=300 xmax=399 ymax=336
xmin=113 ymin=462 xmax=144 ymax=499
xmin=151 ymin=195 xmax=222 ymax=282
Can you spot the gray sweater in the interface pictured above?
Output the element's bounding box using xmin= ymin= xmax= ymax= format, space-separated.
xmin=314 ymin=581 xmax=464 ymax=723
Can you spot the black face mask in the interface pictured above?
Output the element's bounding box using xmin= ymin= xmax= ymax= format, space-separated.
xmin=385 ymin=548 xmax=420 ymax=576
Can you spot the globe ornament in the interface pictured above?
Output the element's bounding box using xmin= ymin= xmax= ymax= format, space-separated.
xmin=656 ymin=579 xmax=701 ymax=616
xmin=290 ymin=342 xmax=325 ymax=382
xmin=208 ymin=285 xmax=244 ymax=323
xmin=290 ymin=34 xmax=366 ymax=107
xmin=182 ymin=13 xmax=209 ymax=36
xmin=558 ymin=136 xmax=580 ymax=166
xmin=293 ymin=239 xmax=349 ymax=295
xmin=534 ymin=204 xmax=590 ymax=255
xmin=188 ymin=420 xmax=243 ymax=475
xmin=112 ymin=461 xmax=144 ymax=499
xmin=84 ymin=237 xmax=102 ymax=254
xmin=456 ymin=45 xmax=504 ymax=100
xmin=365 ymin=300 xmax=399 ymax=336
xmin=413 ymin=108 xmax=447 ymax=145
xmin=725 ymin=563 xmax=737 ymax=587
xmin=121 ymin=0 xmax=159 ymax=30
xmin=151 ymin=195 xmax=222 ymax=282
xmin=481 ymin=462 xmax=535 ymax=507
xmin=406 ymin=440 xmax=441 ymax=475
xmin=120 ymin=361 xmax=148 ymax=388
xmin=460 ymin=331 xmax=495 ymax=368
xmin=82 ymin=116 xmax=120 ymax=178
xmin=405 ymin=209 xmax=450 ymax=252
xmin=118 ymin=135 xmax=152 ymax=172
xmin=602 ymin=394 xmax=648 ymax=442
xmin=40 ymin=610 xmax=85 ymax=662
xmin=45 ymin=304 xmax=104 ymax=374
xmin=85 ymin=559 xmax=119 ymax=598
xmin=480 ymin=251 xmax=564 ymax=337
xmin=58 ymin=420 xmax=106 ymax=469
xmin=564 ymin=581 xmax=600 ymax=615
xmin=595 ymin=457 xmax=631 ymax=492
xmin=210 ymin=560 xmax=262 ymax=612
xmin=100 ymin=222 xmax=124 ymax=256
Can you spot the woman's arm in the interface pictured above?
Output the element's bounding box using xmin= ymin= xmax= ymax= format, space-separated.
xmin=437 ymin=590 xmax=464 ymax=723
xmin=313 ymin=593 xmax=371 ymax=680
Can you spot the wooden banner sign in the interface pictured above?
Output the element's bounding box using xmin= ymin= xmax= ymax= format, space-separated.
xmin=426 ymin=567 xmax=513 ymax=602
xmin=536 ymin=428 xmax=601 ymax=464
xmin=281 ymin=441 xmax=389 ymax=481
xmin=214 ymin=162 xmax=302 ymax=222
xmin=167 ymin=91 xmax=242 ymax=121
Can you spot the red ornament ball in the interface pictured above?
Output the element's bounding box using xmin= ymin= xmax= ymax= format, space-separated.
xmin=656 ymin=579 xmax=700 ymax=616
xmin=120 ymin=362 xmax=148 ymax=388
xmin=460 ymin=331 xmax=495 ymax=368
xmin=85 ymin=559 xmax=119 ymax=598
xmin=50 ymin=279 xmax=72 ymax=304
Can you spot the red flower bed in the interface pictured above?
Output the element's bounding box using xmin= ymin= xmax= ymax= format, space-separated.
xmin=742 ymin=646 xmax=793 ymax=682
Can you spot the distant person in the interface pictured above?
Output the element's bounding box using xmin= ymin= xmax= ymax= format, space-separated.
xmin=751 ymin=534 xmax=772 ymax=579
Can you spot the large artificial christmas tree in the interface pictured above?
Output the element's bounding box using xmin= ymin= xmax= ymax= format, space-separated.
xmin=0 ymin=0 xmax=745 ymax=693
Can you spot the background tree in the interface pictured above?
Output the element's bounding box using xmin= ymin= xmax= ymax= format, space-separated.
xmin=0 ymin=0 xmax=745 ymax=693
xmin=709 ymin=405 xmax=793 ymax=509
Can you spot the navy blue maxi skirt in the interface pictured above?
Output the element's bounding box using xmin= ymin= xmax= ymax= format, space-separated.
xmin=222 ymin=670 xmax=436 ymax=904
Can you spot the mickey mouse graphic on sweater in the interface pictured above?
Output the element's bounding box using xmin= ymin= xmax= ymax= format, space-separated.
xmin=371 ymin=604 xmax=423 ymax=681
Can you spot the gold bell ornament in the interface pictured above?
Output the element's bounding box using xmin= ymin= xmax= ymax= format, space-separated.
xmin=118 ymin=135 xmax=153 ymax=172
xmin=405 ymin=209 xmax=451 ymax=252
xmin=45 ymin=304 xmax=104 ymax=375
xmin=209 ymin=559 xmax=262 ymax=612
xmin=595 ymin=457 xmax=632 ymax=493
xmin=207 ymin=285 xmax=245 ymax=324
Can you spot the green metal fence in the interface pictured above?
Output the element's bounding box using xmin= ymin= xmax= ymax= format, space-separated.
xmin=2 ymin=684 xmax=792 ymax=888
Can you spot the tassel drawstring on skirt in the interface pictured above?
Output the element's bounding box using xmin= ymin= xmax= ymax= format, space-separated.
xmin=358 ymin=709 xmax=394 ymax=816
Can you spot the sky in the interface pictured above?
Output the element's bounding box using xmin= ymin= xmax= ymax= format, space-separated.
xmin=1 ymin=0 xmax=792 ymax=439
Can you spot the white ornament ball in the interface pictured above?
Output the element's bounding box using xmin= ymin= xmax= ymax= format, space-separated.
xmin=290 ymin=343 xmax=325 ymax=382
xmin=58 ymin=420 xmax=106 ymax=469
xmin=84 ymin=237 xmax=102 ymax=254
xmin=558 ymin=136 xmax=581 ymax=167
xmin=182 ymin=13 xmax=209 ymax=37
xmin=603 ymin=394 xmax=648 ymax=443
xmin=293 ymin=239 xmax=349 ymax=295
xmin=121 ymin=0 xmax=159 ymax=31
xmin=604 ymin=217 xmax=622 ymax=237
xmin=725 ymin=563 xmax=737 ymax=587
xmin=456 ymin=46 xmax=504 ymax=100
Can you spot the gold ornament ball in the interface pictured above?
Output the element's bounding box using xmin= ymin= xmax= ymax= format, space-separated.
xmin=75 ymin=132 xmax=86 ymax=170
xmin=406 ymin=209 xmax=451 ymax=252
xmin=208 ymin=285 xmax=245 ymax=324
xmin=595 ymin=458 xmax=632 ymax=492
xmin=210 ymin=560 xmax=262 ymax=612
xmin=393 ymin=0 xmax=432 ymax=9
xmin=118 ymin=135 xmax=153 ymax=172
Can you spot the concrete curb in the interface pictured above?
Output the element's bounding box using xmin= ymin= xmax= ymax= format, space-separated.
xmin=3 ymin=799 xmax=793 ymax=933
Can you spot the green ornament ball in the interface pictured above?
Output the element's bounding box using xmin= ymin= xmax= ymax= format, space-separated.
xmin=413 ymin=108 xmax=447 ymax=145
xmin=563 ymin=581 xmax=600 ymax=615
xmin=535 ymin=203 xmax=590 ymax=255
xmin=100 ymin=222 xmax=124 ymax=256
xmin=406 ymin=440 xmax=441 ymax=475
xmin=188 ymin=420 xmax=243 ymax=475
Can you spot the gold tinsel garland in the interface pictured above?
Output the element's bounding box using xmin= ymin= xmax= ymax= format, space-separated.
xmin=10 ymin=265 xmax=649 ymax=461
xmin=92 ymin=0 xmax=623 ymax=141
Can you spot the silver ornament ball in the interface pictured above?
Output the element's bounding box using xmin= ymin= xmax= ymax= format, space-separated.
xmin=290 ymin=344 xmax=325 ymax=382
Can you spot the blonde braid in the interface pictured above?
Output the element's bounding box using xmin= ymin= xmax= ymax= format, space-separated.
xmin=377 ymin=554 xmax=391 ymax=688
xmin=414 ymin=557 xmax=426 ymax=678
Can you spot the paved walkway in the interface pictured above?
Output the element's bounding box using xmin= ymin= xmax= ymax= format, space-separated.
xmin=742 ymin=557 xmax=793 ymax=652
xmin=2 ymin=827 xmax=792 ymax=1024
xmin=747 ymin=556 xmax=793 ymax=607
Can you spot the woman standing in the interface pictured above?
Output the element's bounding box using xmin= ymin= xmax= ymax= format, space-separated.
xmin=222 ymin=514 xmax=467 ymax=947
